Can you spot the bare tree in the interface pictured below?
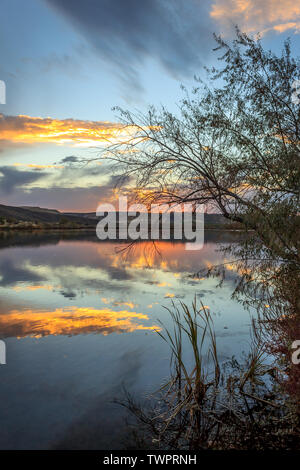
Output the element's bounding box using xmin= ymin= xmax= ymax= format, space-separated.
xmin=96 ymin=29 xmax=299 ymax=264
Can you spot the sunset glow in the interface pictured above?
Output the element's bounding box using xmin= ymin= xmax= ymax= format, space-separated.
xmin=0 ymin=114 xmax=133 ymax=147
xmin=210 ymin=0 xmax=300 ymax=34
xmin=0 ymin=306 xmax=160 ymax=338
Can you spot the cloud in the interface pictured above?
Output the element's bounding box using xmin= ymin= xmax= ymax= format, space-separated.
xmin=0 ymin=166 xmax=48 ymax=194
xmin=45 ymin=0 xmax=213 ymax=92
xmin=210 ymin=0 xmax=300 ymax=35
xmin=13 ymin=163 xmax=64 ymax=169
xmin=0 ymin=258 xmax=44 ymax=287
xmin=22 ymin=52 xmax=84 ymax=78
xmin=0 ymin=306 xmax=159 ymax=338
xmin=0 ymin=114 xmax=128 ymax=148
xmin=0 ymin=185 xmax=115 ymax=212
xmin=0 ymin=158 xmax=130 ymax=211
xmin=60 ymin=155 xmax=80 ymax=164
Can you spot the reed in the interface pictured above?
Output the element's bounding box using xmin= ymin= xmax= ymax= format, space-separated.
xmin=118 ymin=299 xmax=298 ymax=450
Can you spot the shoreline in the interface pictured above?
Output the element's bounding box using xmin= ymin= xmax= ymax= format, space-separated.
xmin=0 ymin=225 xmax=247 ymax=233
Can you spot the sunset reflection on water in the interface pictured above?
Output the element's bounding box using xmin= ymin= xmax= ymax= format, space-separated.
xmin=0 ymin=231 xmax=251 ymax=450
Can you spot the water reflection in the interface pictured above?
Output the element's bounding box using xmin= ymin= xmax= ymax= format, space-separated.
xmin=0 ymin=306 xmax=160 ymax=338
xmin=0 ymin=233 xmax=243 ymax=339
xmin=0 ymin=230 xmax=249 ymax=450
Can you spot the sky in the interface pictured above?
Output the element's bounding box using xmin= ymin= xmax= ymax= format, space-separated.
xmin=0 ymin=0 xmax=300 ymax=212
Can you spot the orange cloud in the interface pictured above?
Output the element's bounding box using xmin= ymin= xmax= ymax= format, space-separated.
xmin=0 ymin=306 xmax=160 ymax=338
xmin=0 ymin=114 xmax=134 ymax=148
xmin=113 ymin=301 xmax=137 ymax=309
xmin=101 ymin=297 xmax=137 ymax=309
xmin=210 ymin=0 xmax=300 ymax=35
xmin=12 ymin=284 xmax=55 ymax=292
xmin=164 ymin=293 xmax=175 ymax=298
xmin=13 ymin=163 xmax=64 ymax=169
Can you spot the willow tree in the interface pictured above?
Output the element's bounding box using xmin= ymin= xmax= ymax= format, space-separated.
xmin=100 ymin=30 xmax=299 ymax=266
xmin=99 ymin=30 xmax=300 ymax=425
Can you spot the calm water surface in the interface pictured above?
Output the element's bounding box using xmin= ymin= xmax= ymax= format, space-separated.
xmin=0 ymin=231 xmax=254 ymax=449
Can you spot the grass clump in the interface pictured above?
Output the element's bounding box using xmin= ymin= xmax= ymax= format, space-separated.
xmin=119 ymin=299 xmax=299 ymax=450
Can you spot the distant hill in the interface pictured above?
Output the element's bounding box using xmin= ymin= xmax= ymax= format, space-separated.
xmin=0 ymin=204 xmax=96 ymax=225
xmin=0 ymin=204 xmax=230 ymax=227
xmin=204 ymin=213 xmax=229 ymax=225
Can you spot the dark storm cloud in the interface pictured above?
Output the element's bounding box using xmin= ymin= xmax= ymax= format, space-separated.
xmin=0 ymin=184 xmax=115 ymax=211
xmin=0 ymin=166 xmax=48 ymax=194
xmin=108 ymin=174 xmax=133 ymax=187
xmin=0 ymin=159 xmax=129 ymax=210
xmin=59 ymin=290 xmax=77 ymax=299
xmin=59 ymin=155 xmax=80 ymax=164
xmin=46 ymin=0 xmax=213 ymax=91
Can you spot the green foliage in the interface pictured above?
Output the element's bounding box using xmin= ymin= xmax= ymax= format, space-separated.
xmin=59 ymin=216 xmax=70 ymax=226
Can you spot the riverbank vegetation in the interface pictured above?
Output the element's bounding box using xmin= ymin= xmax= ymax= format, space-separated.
xmin=108 ymin=29 xmax=299 ymax=450
xmin=119 ymin=300 xmax=299 ymax=450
